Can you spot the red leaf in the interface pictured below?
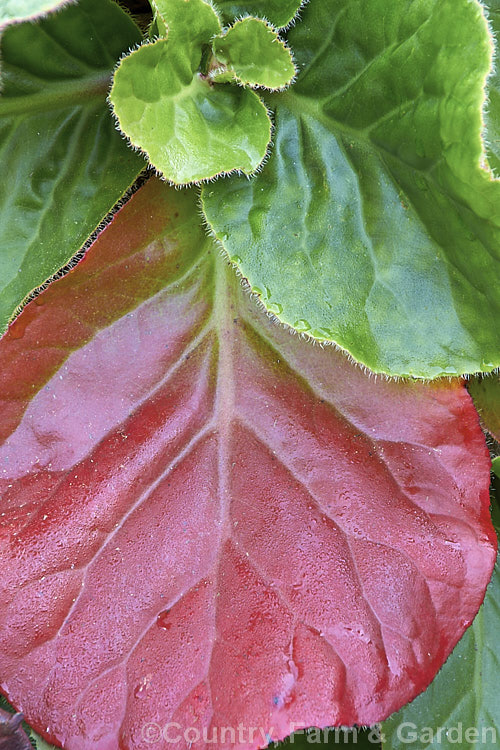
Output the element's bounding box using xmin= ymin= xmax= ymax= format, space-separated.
xmin=0 ymin=178 xmax=496 ymax=749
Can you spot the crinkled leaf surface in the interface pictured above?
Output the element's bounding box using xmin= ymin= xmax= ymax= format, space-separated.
xmin=202 ymin=0 xmax=500 ymax=378
xmin=0 ymin=0 xmax=73 ymax=26
xmin=213 ymin=18 xmax=296 ymax=90
xmin=110 ymin=2 xmax=271 ymax=185
xmin=213 ymin=0 xmax=303 ymax=28
xmin=0 ymin=177 xmax=496 ymax=749
xmin=468 ymin=374 xmax=500 ymax=443
xmin=0 ymin=0 xmax=144 ymax=334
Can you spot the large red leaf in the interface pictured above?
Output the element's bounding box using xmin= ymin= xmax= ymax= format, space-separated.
xmin=0 ymin=178 xmax=496 ymax=750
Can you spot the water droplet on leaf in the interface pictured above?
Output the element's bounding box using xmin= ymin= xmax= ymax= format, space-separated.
xmin=268 ymin=302 xmax=283 ymax=314
xmin=294 ymin=319 xmax=311 ymax=332
xmin=157 ymin=609 xmax=172 ymax=630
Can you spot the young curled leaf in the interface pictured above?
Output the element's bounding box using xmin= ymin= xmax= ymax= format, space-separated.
xmin=213 ymin=17 xmax=296 ymax=90
xmin=110 ymin=37 xmax=272 ymax=185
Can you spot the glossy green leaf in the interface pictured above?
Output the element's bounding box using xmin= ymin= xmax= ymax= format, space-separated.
xmin=468 ymin=374 xmax=500 ymax=443
xmin=110 ymin=22 xmax=272 ymax=184
xmin=213 ymin=18 xmax=295 ymax=90
xmin=202 ymin=0 xmax=500 ymax=378
xmin=0 ymin=0 xmax=73 ymax=26
xmin=381 ymin=553 xmax=500 ymax=750
xmin=213 ymin=0 xmax=303 ymax=28
xmin=0 ymin=0 xmax=144 ymax=335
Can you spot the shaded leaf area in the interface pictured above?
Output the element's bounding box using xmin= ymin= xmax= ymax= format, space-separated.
xmin=0 ymin=0 xmax=144 ymax=334
xmin=202 ymin=0 xmax=500 ymax=378
xmin=468 ymin=374 xmax=500 ymax=443
xmin=213 ymin=18 xmax=296 ymax=90
xmin=120 ymin=0 xmax=152 ymax=13
xmin=213 ymin=0 xmax=303 ymax=28
xmin=0 ymin=178 xmax=496 ymax=749
xmin=381 ymin=493 xmax=500 ymax=750
xmin=0 ymin=0 xmax=73 ymax=26
xmin=111 ymin=0 xmax=272 ymax=184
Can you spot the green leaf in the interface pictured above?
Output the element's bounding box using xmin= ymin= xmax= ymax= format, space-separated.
xmin=150 ymin=0 xmax=221 ymax=42
xmin=0 ymin=0 xmax=73 ymax=26
xmin=110 ymin=19 xmax=272 ymax=184
xmin=28 ymin=731 xmax=57 ymax=750
xmin=381 ymin=555 xmax=500 ymax=750
xmin=0 ymin=0 xmax=144 ymax=335
xmin=493 ymin=457 xmax=500 ymax=480
xmin=274 ymin=727 xmax=381 ymax=748
xmin=213 ymin=17 xmax=296 ymax=90
xmin=468 ymin=374 xmax=500 ymax=443
xmin=213 ymin=0 xmax=303 ymax=28
xmin=202 ymin=0 xmax=500 ymax=379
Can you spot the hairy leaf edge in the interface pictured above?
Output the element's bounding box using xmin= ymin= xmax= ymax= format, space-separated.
xmin=108 ymin=37 xmax=275 ymax=187
xmin=212 ymin=16 xmax=298 ymax=91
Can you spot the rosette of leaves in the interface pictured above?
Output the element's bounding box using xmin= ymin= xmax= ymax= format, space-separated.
xmin=109 ymin=0 xmax=297 ymax=184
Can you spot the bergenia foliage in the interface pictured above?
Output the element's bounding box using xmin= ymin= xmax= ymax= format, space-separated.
xmin=0 ymin=0 xmax=499 ymax=748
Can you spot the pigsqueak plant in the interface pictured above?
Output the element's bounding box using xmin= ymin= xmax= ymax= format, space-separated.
xmin=0 ymin=0 xmax=499 ymax=749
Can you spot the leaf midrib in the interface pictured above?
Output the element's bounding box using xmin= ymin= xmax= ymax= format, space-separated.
xmin=0 ymin=70 xmax=112 ymax=117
